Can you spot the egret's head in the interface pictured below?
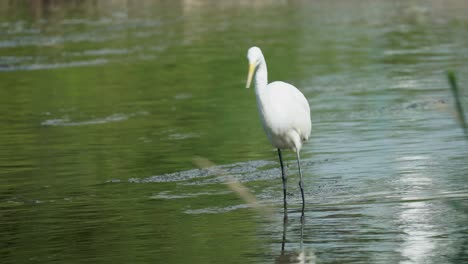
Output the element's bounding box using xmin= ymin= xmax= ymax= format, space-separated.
xmin=246 ymin=46 xmax=263 ymax=88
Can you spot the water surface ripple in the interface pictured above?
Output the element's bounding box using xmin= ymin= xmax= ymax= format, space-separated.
xmin=1 ymin=1 xmax=467 ymax=264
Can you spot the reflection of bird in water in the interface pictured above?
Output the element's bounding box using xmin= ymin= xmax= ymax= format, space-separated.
xmin=245 ymin=47 xmax=311 ymax=217
xmin=275 ymin=217 xmax=316 ymax=264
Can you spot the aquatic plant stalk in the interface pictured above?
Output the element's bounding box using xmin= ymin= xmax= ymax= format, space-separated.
xmin=447 ymin=71 xmax=467 ymax=137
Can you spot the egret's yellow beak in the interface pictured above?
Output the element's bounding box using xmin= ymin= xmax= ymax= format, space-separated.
xmin=246 ymin=63 xmax=255 ymax=88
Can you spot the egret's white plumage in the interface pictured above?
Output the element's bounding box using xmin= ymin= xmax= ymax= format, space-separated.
xmin=257 ymin=81 xmax=311 ymax=150
xmin=246 ymin=46 xmax=311 ymax=216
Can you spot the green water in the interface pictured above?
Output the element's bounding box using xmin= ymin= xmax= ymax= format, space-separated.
xmin=1 ymin=1 xmax=468 ymax=263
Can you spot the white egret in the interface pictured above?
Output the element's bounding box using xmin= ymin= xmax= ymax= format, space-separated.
xmin=245 ymin=46 xmax=311 ymax=216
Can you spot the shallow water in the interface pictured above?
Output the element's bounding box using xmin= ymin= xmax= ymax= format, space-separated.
xmin=1 ymin=1 xmax=468 ymax=263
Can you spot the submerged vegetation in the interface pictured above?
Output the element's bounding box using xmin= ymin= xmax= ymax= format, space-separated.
xmin=447 ymin=70 xmax=467 ymax=137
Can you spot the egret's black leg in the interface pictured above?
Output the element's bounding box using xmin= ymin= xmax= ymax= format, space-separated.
xmin=278 ymin=149 xmax=288 ymax=219
xmin=281 ymin=215 xmax=287 ymax=253
xmin=296 ymin=150 xmax=305 ymax=216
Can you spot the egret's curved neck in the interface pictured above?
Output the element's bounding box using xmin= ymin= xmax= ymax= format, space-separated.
xmin=254 ymin=58 xmax=268 ymax=96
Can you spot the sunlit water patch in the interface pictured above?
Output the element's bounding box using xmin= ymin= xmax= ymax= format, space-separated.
xmin=41 ymin=111 xmax=149 ymax=127
xmin=128 ymin=160 xmax=276 ymax=184
xmin=0 ymin=58 xmax=109 ymax=71
xmin=184 ymin=204 xmax=252 ymax=215
xmin=149 ymin=190 xmax=231 ymax=200
xmin=0 ymin=14 xmax=172 ymax=71
xmin=167 ymin=133 xmax=200 ymax=140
